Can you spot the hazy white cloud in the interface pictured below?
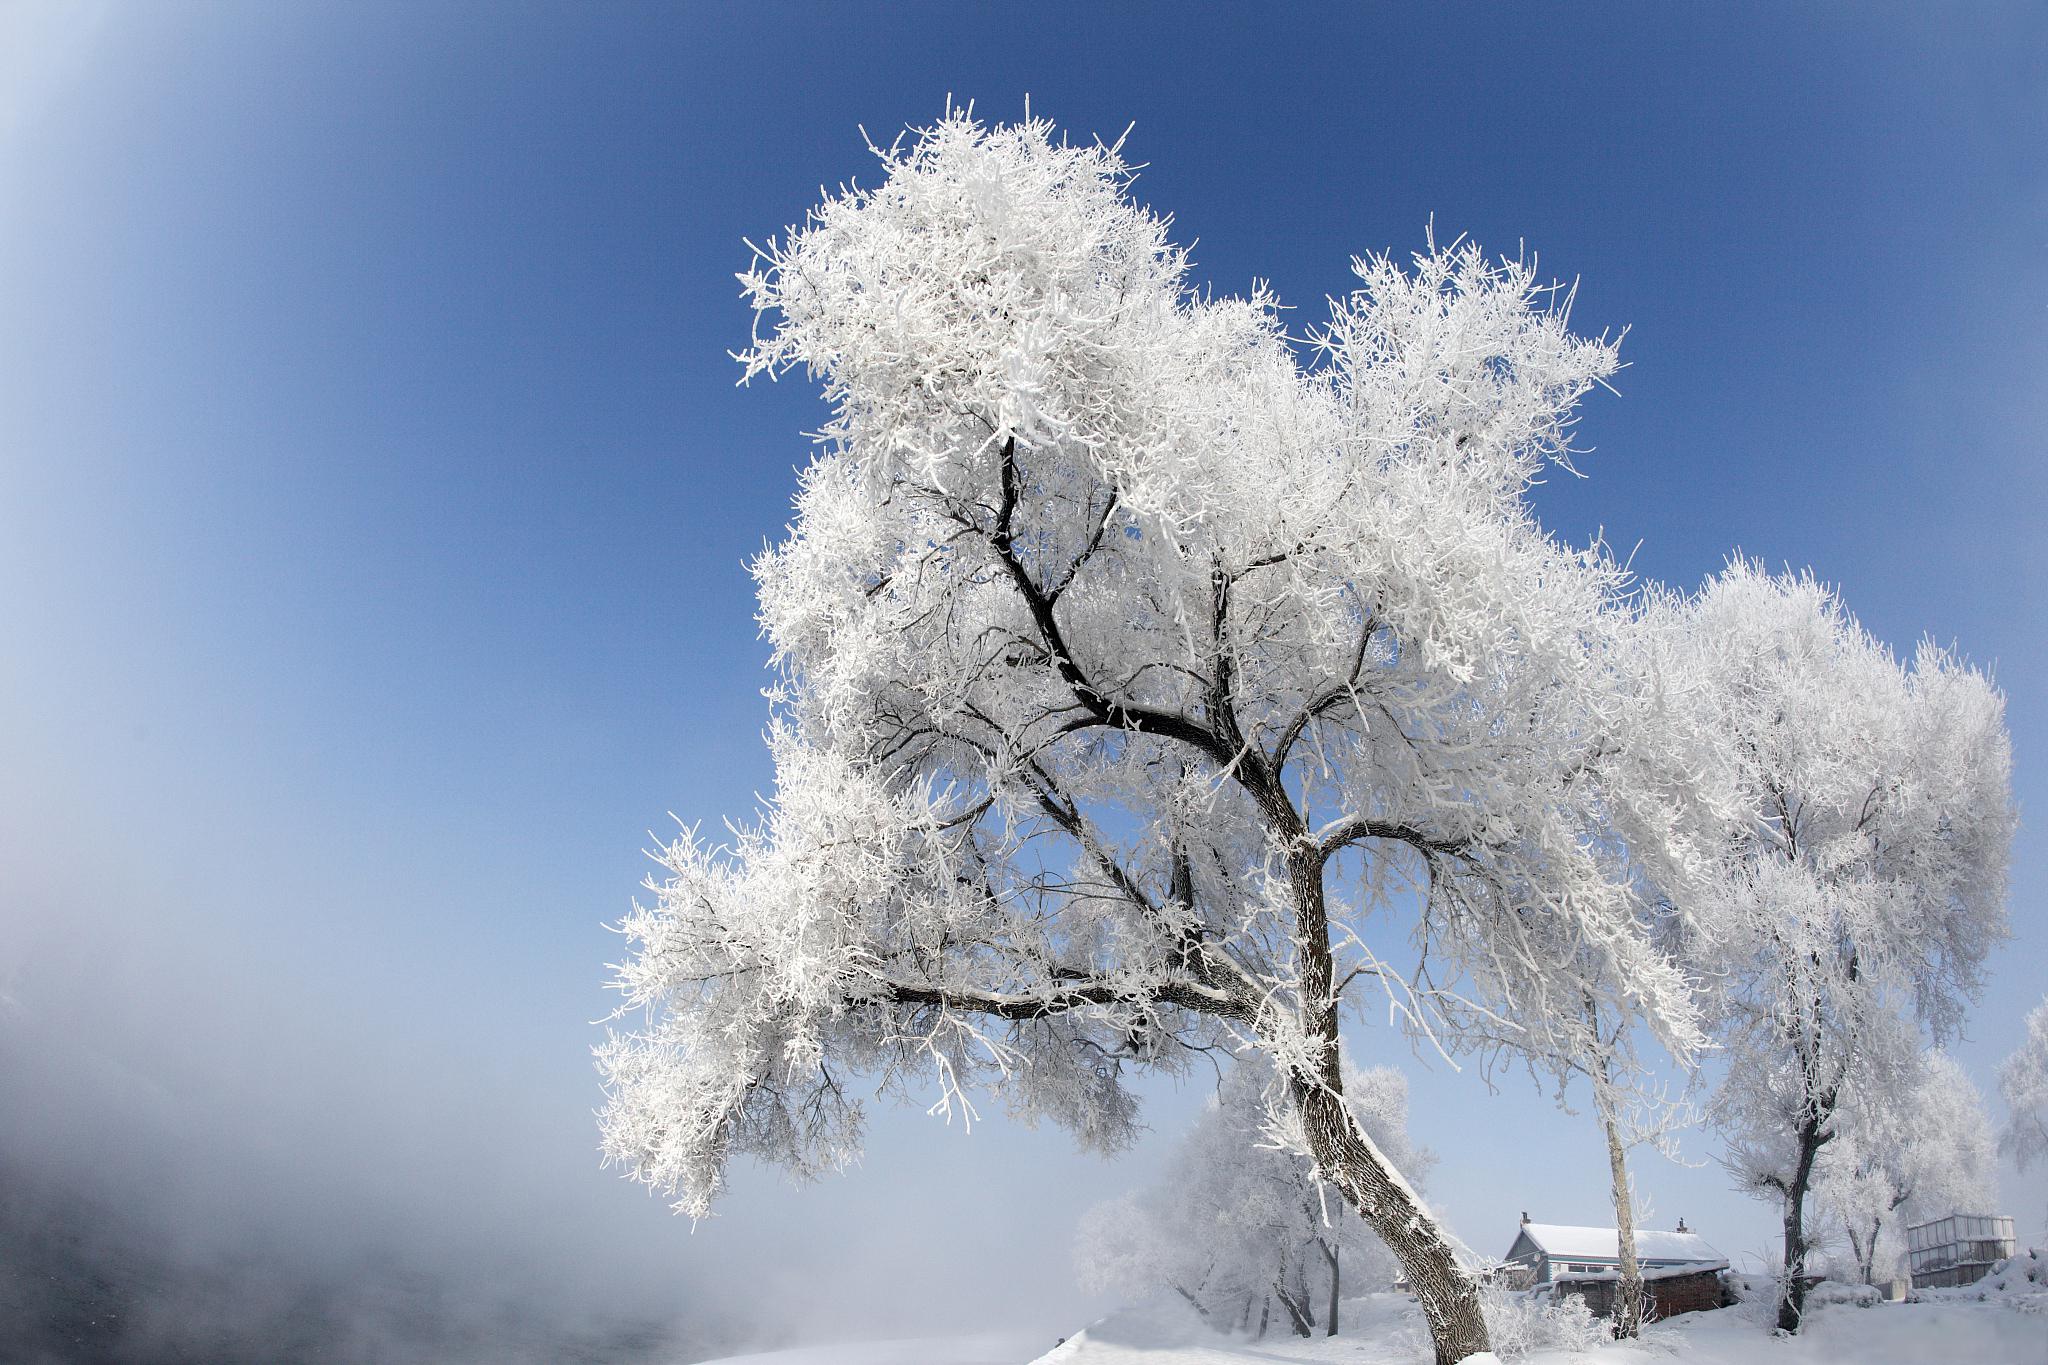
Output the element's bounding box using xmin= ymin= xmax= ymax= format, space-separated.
xmin=0 ymin=0 xmax=112 ymax=153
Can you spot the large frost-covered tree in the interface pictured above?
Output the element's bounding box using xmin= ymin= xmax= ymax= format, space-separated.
xmin=597 ymin=112 xmax=1715 ymax=1365
xmin=1075 ymin=1060 xmax=1431 ymax=1338
xmin=1680 ymin=562 xmax=2013 ymax=1332
xmin=1814 ymin=1048 xmax=1997 ymax=1286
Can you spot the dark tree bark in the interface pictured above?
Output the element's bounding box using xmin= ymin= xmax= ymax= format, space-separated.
xmin=1279 ymin=840 xmax=1489 ymax=1365
xmin=1274 ymin=1270 xmax=1314 ymax=1338
xmin=1323 ymin=1239 xmax=1341 ymax=1336
xmin=1777 ymin=1111 xmax=1830 ymax=1332
xmin=966 ymin=450 xmax=1495 ymax=1363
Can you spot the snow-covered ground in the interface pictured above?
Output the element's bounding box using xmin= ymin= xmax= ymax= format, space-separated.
xmin=1031 ymin=1282 xmax=2046 ymax=1365
xmin=695 ymin=1333 xmax=1050 ymax=1365
xmin=695 ymin=1256 xmax=2046 ymax=1365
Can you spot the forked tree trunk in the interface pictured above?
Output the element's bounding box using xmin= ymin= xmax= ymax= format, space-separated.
xmin=1850 ymin=1186 xmax=1906 ymax=1286
xmin=1848 ymin=1219 xmax=1878 ymax=1287
xmin=1601 ymin=1108 xmax=1647 ymax=1338
xmin=1778 ymin=1113 xmax=1827 ymax=1333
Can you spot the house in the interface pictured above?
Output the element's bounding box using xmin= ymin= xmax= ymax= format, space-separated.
xmin=1500 ymin=1214 xmax=1730 ymax=1321
xmin=1906 ymin=1213 xmax=2017 ymax=1290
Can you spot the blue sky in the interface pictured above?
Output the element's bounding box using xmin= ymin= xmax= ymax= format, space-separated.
xmin=1 ymin=1 xmax=2043 ymax=1350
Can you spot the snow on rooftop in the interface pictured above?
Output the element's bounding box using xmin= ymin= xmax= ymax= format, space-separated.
xmin=1517 ymin=1223 xmax=1723 ymax=1263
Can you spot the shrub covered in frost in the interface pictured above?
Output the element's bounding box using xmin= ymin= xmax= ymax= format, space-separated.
xmin=1476 ymin=1286 xmax=1608 ymax=1359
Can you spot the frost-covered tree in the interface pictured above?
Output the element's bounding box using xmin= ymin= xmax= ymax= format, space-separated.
xmin=1999 ymin=998 xmax=2048 ymax=1173
xmin=596 ymin=112 xmax=1713 ymax=1365
xmin=1076 ymin=1060 xmax=1431 ymax=1338
xmin=1998 ymin=996 xmax=2048 ymax=1238
xmin=1455 ymin=592 xmax=1733 ymax=1340
xmin=1680 ymin=562 xmax=2013 ymax=1332
xmin=1499 ymin=989 xmax=1702 ymax=1339
xmin=1815 ymin=1048 xmax=1997 ymax=1285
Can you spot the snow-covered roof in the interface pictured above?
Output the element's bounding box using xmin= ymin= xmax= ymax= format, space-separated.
xmin=1515 ymin=1223 xmax=1723 ymax=1264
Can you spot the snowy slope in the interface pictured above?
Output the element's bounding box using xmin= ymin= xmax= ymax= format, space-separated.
xmin=1031 ymin=1289 xmax=2046 ymax=1365
xmin=694 ymin=1332 xmax=1048 ymax=1365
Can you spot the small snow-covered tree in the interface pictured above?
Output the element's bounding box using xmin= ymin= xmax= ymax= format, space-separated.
xmin=1999 ymin=997 xmax=2048 ymax=1173
xmin=1680 ymin=562 xmax=2013 ymax=1332
xmin=596 ymin=111 xmax=1713 ymax=1365
xmin=1076 ymin=1060 xmax=1430 ymax=1337
xmin=1997 ymin=996 xmax=2048 ymax=1237
xmin=1815 ymin=1048 xmax=1997 ymax=1285
xmin=1508 ymin=993 xmax=1701 ymax=1339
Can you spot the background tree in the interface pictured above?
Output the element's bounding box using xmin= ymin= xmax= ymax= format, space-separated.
xmin=596 ymin=111 xmax=1712 ymax=1365
xmin=1075 ymin=1060 xmax=1431 ymax=1338
xmin=1814 ymin=1047 xmax=1998 ymax=1286
xmin=1680 ymin=562 xmax=2013 ymax=1332
xmin=1996 ymin=996 xmax=2048 ymax=1239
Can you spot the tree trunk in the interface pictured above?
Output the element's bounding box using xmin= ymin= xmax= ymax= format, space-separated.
xmin=1275 ymin=1273 xmax=1314 ymax=1338
xmin=1292 ymin=1076 xmax=1490 ymax=1363
xmin=1601 ymin=1108 xmax=1647 ymax=1338
xmin=1777 ymin=1113 xmax=1827 ymax=1333
xmin=1848 ymin=1219 xmax=1877 ymax=1287
xmin=1274 ymin=845 xmax=1490 ymax=1365
xmin=1257 ymin=1295 xmax=1270 ymax=1338
xmin=1324 ymin=1240 xmax=1341 ymax=1336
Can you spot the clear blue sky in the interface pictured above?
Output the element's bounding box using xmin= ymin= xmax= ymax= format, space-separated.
xmin=2 ymin=1 xmax=2042 ymax=1351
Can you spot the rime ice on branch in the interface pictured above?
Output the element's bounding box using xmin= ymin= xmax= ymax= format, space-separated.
xmin=597 ymin=112 xmax=1719 ymax=1365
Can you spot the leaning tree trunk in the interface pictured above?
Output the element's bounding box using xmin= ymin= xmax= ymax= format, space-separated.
xmin=1293 ymin=1078 xmax=1489 ymax=1363
xmin=1278 ymin=844 xmax=1491 ymax=1365
xmin=1275 ymin=1264 xmax=1314 ymax=1338
xmin=1599 ymin=1101 xmax=1647 ymax=1338
xmin=1777 ymin=1113 xmax=1828 ymax=1333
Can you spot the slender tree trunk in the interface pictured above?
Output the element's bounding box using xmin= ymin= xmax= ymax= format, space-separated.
xmin=1271 ymin=838 xmax=1490 ymax=1365
xmin=1239 ymin=1293 xmax=1254 ymax=1332
xmin=1172 ymin=1284 xmax=1210 ymax=1319
xmin=1324 ymin=1240 xmax=1341 ymax=1336
xmin=1778 ymin=1113 xmax=1827 ymax=1333
xmin=1257 ymin=1295 xmax=1270 ymax=1338
xmin=1600 ymin=1104 xmax=1647 ymax=1338
xmin=1275 ymin=1273 xmax=1314 ymax=1338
